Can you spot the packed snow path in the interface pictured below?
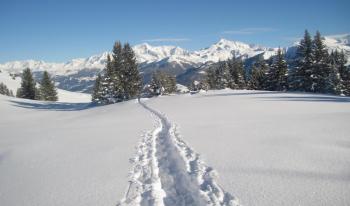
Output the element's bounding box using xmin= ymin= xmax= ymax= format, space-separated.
xmin=117 ymin=100 xmax=240 ymax=206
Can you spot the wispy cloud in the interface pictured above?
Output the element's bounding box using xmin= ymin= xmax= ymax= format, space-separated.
xmin=142 ymin=38 xmax=190 ymax=42
xmin=222 ymin=27 xmax=276 ymax=35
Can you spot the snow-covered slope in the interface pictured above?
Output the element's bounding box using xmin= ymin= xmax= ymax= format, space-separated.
xmin=146 ymin=90 xmax=350 ymax=206
xmin=0 ymin=70 xmax=90 ymax=103
xmin=1 ymin=90 xmax=349 ymax=206
xmin=0 ymin=95 xmax=153 ymax=206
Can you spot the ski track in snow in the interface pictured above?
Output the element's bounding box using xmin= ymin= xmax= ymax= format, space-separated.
xmin=117 ymin=100 xmax=240 ymax=206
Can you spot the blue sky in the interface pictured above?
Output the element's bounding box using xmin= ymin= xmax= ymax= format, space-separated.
xmin=0 ymin=0 xmax=349 ymax=63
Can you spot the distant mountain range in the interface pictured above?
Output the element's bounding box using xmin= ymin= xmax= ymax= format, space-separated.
xmin=1 ymin=34 xmax=349 ymax=93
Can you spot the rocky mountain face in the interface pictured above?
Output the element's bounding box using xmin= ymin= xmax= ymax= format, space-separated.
xmin=1 ymin=35 xmax=349 ymax=93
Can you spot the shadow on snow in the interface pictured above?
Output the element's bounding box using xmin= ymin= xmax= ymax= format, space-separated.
xmin=200 ymin=90 xmax=350 ymax=103
xmin=9 ymin=100 xmax=96 ymax=111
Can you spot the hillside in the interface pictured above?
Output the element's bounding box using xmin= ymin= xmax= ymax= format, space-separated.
xmin=0 ymin=70 xmax=90 ymax=103
xmin=1 ymin=90 xmax=349 ymax=206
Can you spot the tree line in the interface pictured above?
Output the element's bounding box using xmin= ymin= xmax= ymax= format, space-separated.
xmin=206 ymin=30 xmax=350 ymax=96
xmin=92 ymin=42 xmax=141 ymax=104
xmin=15 ymin=68 xmax=58 ymax=101
xmin=6 ymin=30 xmax=348 ymax=104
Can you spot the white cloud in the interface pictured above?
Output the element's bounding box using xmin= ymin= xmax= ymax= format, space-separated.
xmin=222 ymin=28 xmax=275 ymax=35
xmin=142 ymin=38 xmax=190 ymax=42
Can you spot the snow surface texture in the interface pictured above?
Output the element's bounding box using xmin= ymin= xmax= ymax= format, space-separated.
xmin=117 ymin=100 xmax=239 ymax=206
xmin=0 ymin=70 xmax=90 ymax=103
xmin=0 ymin=95 xmax=153 ymax=206
xmin=145 ymin=90 xmax=350 ymax=206
xmin=1 ymin=90 xmax=350 ymax=206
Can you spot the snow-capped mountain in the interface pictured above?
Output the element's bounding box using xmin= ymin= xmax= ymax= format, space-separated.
xmin=286 ymin=34 xmax=350 ymax=59
xmin=1 ymin=35 xmax=349 ymax=93
xmin=0 ymin=38 xmax=278 ymax=75
xmin=194 ymin=38 xmax=278 ymax=63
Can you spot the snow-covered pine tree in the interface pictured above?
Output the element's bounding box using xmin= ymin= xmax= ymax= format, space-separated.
xmin=149 ymin=71 xmax=176 ymax=96
xmin=249 ymin=61 xmax=268 ymax=90
xmin=329 ymin=50 xmax=350 ymax=96
xmin=290 ymin=30 xmax=313 ymax=91
xmin=91 ymin=73 xmax=103 ymax=103
xmin=121 ymin=43 xmax=141 ymax=100
xmin=216 ymin=61 xmax=230 ymax=89
xmin=266 ymin=49 xmax=288 ymax=91
xmin=111 ymin=41 xmax=124 ymax=101
xmin=311 ymin=31 xmax=331 ymax=93
xmin=149 ymin=71 xmax=163 ymax=96
xmin=165 ymin=74 xmax=177 ymax=94
xmin=345 ymin=65 xmax=350 ymax=96
xmin=327 ymin=51 xmax=342 ymax=95
xmin=272 ymin=48 xmax=288 ymax=91
xmin=17 ymin=68 xmax=37 ymax=100
xmin=0 ymin=82 xmax=13 ymax=96
xmin=190 ymin=80 xmax=209 ymax=92
xmin=206 ymin=68 xmax=217 ymax=89
xmin=99 ymin=55 xmax=117 ymax=104
xmin=39 ymin=71 xmax=58 ymax=101
xmin=227 ymin=57 xmax=246 ymax=89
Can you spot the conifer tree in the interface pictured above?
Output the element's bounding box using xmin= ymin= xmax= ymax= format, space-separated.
xmin=0 ymin=82 xmax=13 ymax=96
xmin=111 ymin=41 xmax=124 ymax=100
xmin=249 ymin=61 xmax=268 ymax=90
xmin=18 ymin=68 xmax=36 ymax=100
xmin=328 ymin=51 xmax=343 ymax=94
xmin=121 ymin=43 xmax=142 ymax=100
xmin=333 ymin=50 xmax=350 ymax=95
xmin=311 ymin=31 xmax=330 ymax=93
xmin=290 ymin=30 xmax=313 ymax=91
xmin=206 ymin=68 xmax=217 ymax=89
xmin=227 ymin=57 xmax=246 ymax=89
xmin=218 ymin=61 xmax=230 ymax=89
xmin=267 ymin=48 xmax=288 ymax=91
xmin=92 ymin=73 xmax=103 ymax=102
xmin=39 ymin=71 xmax=58 ymax=101
xmin=100 ymin=55 xmax=117 ymax=103
xmin=149 ymin=71 xmax=176 ymax=96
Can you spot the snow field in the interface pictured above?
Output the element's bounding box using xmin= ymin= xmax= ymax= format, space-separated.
xmin=118 ymin=100 xmax=240 ymax=206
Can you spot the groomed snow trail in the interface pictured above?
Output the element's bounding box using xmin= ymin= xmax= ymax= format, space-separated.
xmin=117 ymin=100 xmax=240 ymax=206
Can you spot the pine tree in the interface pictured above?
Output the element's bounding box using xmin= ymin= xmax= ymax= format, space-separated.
xmin=111 ymin=41 xmax=124 ymax=100
xmin=269 ymin=48 xmax=288 ymax=91
xmin=0 ymin=82 xmax=13 ymax=96
xmin=328 ymin=51 xmax=343 ymax=95
xmin=39 ymin=71 xmax=58 ymax=101
xmin=121 ymin=43 xmax=142 ymax=100
xmin=217 ymin=61 xmax=230 ymax=89
xmin=290 ymin=30 xmax=313 ymax=91
xmin=100 ymin=55 xmax=117 ymax=103
xmin=336 ymin=51 xmax=350 ymax=96
xmin=206 ymin=68 xmax=217 ymax=89
xmin=345 ymin=65 xmax=350 ymax=96
xmin=18 ymin=68 xmax=36 ymax=100
xmin=227 ymin=57 xmax=246 ymax=89
xmin=311 ymin=31 xmax=331 ymax=93
xmin=249 ymin=61 xmax=268 ymax=90
xmin=92 ymin=74 xmax=103 ymax=102
xmin=190 ymin=80 xmax=209 ymax=92
xmin=149 ymin=71 xmax=176 ymax=96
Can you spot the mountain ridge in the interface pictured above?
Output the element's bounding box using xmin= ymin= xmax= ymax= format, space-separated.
xmin=1 ymin=35 xmax=349 ymax=93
